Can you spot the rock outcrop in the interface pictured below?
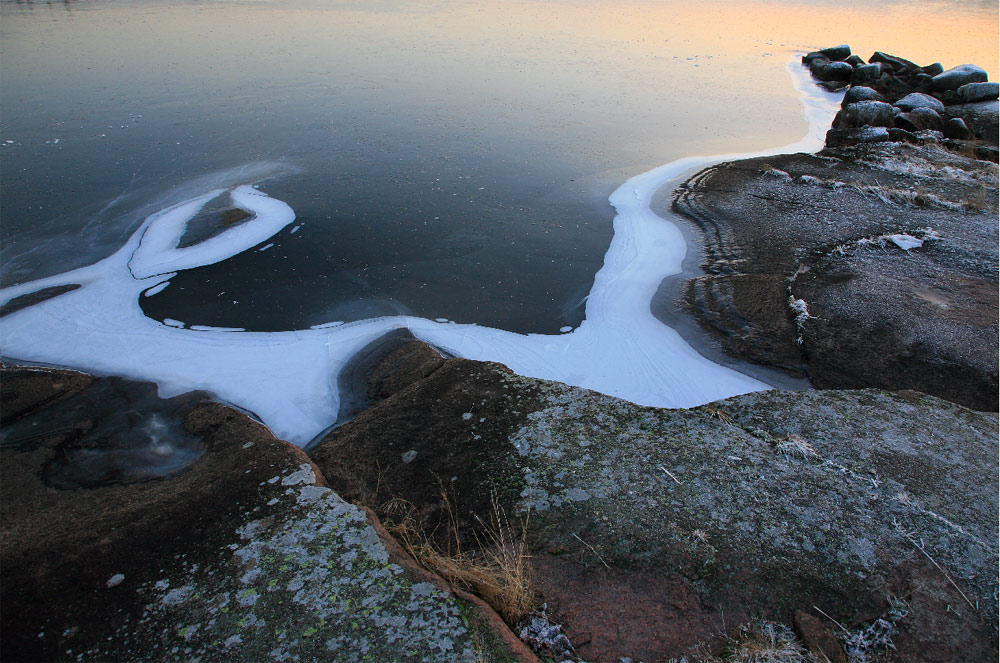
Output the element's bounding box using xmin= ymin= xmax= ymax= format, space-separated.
xmin=0 ymin=368 xmax=532 ymax=663
xmin=672 ymin=142 xmax=998 ymax=411
xmin=311 ymin=341 xmax=999 ymax=662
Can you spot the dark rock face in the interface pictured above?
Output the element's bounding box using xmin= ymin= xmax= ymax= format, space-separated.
xmin=313 ymin=345 xmax=998 ymax=662
xmin=0 ymin=369 xmax=527 ymax=663
xmin=932 ymin=64 xmax=989 ymax=91
xmin=672 ymin=145 xmax=998 ymax=411
xmin=825 ymin=126 xmax=889 ymax=148
xmin=943 ymin=117 xmax=973 ymax=140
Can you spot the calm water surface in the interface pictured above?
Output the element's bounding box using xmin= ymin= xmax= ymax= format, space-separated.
xmin=2 ymin=0 xmax=997 ymax=335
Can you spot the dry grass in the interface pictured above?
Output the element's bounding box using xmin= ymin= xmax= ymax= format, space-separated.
xmin=384 ymin=488 xmax=536 ymax=626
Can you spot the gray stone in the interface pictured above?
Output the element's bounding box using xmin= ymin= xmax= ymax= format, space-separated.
xmin=894 ymin=107 xmax=943 ymax=132
xmin=851 ymin=62 xmax=883 ymax=85
xmin=843 ymin=86 xmax=884 ymax=105
xmin=825 ymin=126 xmax=890 ymax=147
xmin=894 ymin=92 xmax=945 ymax=113
xmin=834 ymin=100 xmax=896 ymax=129
xmin=932 ymin=64 xmax=989 ymax=91
xmin=922 ymin=62 xmax=944 ymax=77
xmin=819 ymin=44 xmax=851 ymax=61
xmin=943 ymin=117 xmax=972 ymax=140
xmin=957 ymin=81 xmax=999 ymax=104
xmin=942 ymin=100 xmax=999 ymax=145
xmin=845 ymin=54 xmax=865 ymax=68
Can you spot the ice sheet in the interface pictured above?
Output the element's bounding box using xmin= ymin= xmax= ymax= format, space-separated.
xmin=0 ymin=60 xmax=841 ymax=446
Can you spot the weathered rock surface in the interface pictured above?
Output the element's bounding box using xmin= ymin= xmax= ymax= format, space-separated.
xmin=672 ymin=143 xmax=998 ymax=411
xmin=0 ymin=368 xmax=529 ymax=663
xmin=932 ymin=64 xmax=989 ymax=91
xmin=311 ymin=343 xmax=999 ymax=663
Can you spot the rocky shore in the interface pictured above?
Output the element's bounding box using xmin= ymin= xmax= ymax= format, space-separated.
xmin=2 ymin=48 xmax=998 ymax=663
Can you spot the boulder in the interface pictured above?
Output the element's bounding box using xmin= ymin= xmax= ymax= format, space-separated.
xmin=825 ymin=126 xmax=890 ymax=147
xmin=922 ymin=62 xmax=944 ymax=77
xmin=942 ymin=100 xmax=999 ymax=145
xmin=894 ymin=107 xmax=943 ymax=132
xmin=869 ymin=51 xmax=921 ymax=73
xmin=957 ymin=81 xmax=1000 ymax=104
xmin=819 ymin=44 xmax=852 ymax=61
xmin=833 ymin=101 xmax=897 ymax=129
xmin=932 ymin=64 xmax=989 ymax=91
xmin=894 ymin=92 xmax=945 ymax=113
xmin=822 ymin=61 xmax=853 ymax=82
xmin=851 ymin=62 xmax=883 ymax=86
xmin=843 ymin=85 xmax=884 ymax=105
xmin=845 ymin=54 xmax=866 ymax=68
xmin=911 ymin=72 xmax=934 ymax=94
xmin=943 ymin=117 xmax=972 ymax=140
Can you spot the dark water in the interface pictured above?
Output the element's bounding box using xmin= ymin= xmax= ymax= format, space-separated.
xmin=2 ymin=0 xmax=996 ymax=334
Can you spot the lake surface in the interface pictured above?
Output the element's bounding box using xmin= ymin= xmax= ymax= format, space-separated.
xmin=1 ymin=0 xmax=997 ymax=444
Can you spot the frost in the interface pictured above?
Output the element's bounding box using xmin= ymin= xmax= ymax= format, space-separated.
xmin=106 ymin=574 xmax=125 ymax=588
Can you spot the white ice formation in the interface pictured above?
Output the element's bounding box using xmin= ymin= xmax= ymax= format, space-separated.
xmin=0 ymin=60 xmax=842 ymax=446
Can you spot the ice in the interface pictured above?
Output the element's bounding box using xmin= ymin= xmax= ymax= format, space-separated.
xmin=143 ymin=280 xmax=171 ymax=297
xmin=0 ymin=59 xmax=839 ymax=447
xmin=886 ymin=234 xmax=924 ymax=251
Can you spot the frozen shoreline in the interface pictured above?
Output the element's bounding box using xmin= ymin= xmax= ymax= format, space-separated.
xmin=0 ymin=59 xmax=842 ymax=446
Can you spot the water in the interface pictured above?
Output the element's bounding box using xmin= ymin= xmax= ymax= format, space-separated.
xmin=1 ymin=0 xmax=997 ymax=444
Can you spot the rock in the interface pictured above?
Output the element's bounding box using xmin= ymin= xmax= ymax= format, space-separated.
xmin=869 ymin=51 xmax=921 ymax=73
xmin=833 ymin=101 xmax=896 ymax=129
xmin=894 ymin=92 xmax=945 ymax=113
xmin=893 ymin=107 xmax=943 ymax=132
xmin=821 ymin=61 xmax=853 ymax=82
xmin=819 ymin=80 xmax=850 ymax=92
xmin=911 ymin=72 xmax=935 ymax=94
xmin=851 ymin=62 xmax=883 ymax=86
xmin=0 ymin=366 xmax=93 ymax=425
xmin=942 ymin=100 xmax=999 ymax=145
xmin=922 ymin=62 xmax=944 ymax=77
xmin=843 ymin=86 xmax=885 ymax=105
xmin=808 ymin=56 xmax=831 ymax=76
xmin=0 ymin=369 xmax=529 ymax=663
xmin=819 ymin=44 xmax=851 ymax=61
xmin=957 ymin=81 xmax=1000 ymax=104
xmin=672 ymin=145 xmax=998 ymax=410
xmin=874 ymin=72 xmax=916 ymax=100
xmin=825 ymin=126 xmax=890 ymax=147
xmin=802 ymin=51 xmax=827 ymax=65
xmin=932 ymin=64 xmax=989 ymax=91
xmin=368 ymin=339 xmax=447 ymax=401
xmin=943 ymin=117 xmax=972 ymax=140
xmin=793 ymin=610 xmax=847 ymax=663
xmin=312 ymin=344 xmax=999 ymax=662
xmin=845 ymin=54 xmax=865 ymax=68
xmin=887 ymin=127 xmax=920 ymax=143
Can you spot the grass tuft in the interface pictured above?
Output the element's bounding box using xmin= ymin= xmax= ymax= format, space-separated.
xmin=384 ymin=488 xmax=536 ymax=626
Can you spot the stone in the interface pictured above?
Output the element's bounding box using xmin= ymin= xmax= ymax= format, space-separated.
xmin=894 ymin=92 xmax=945 ymax=113
xmin=808 ymin=56 xmax=831 ymax=76
xmin=819 ymin=44 xmax=851 ymax=61
xmin=820 ymin=61 xmax=853 ymax=82
xmin=845 ymin=54 xmax=865 ymax=68
xmin=922 ymin=62 xmax=944 ymax=77
xmin=869 ymin=51 xmax=921 ymax=73
xmin=833 ymin=101 xmax=896 ymax=129
xmin=894 ymin=108 xmax=943 ymax=132
xmin=802 ymin=51 xmax=827 ymax=65
xmin=825 ymin=126 xmax=890 ymax=147
xmin=887 ymin=127 xmax=920 ymax=143
xmin=911 ymin=72 xmax=934 ymax=94
xmin=943 ymin=117 xmax=972 ymax=140
xmin=843 ymin=86 xmax=884 ymax=105
xmin=793 ymin=610 xmax=847 ymax=663
xmin=957 ymin=81 xmax=1000 ymax=104
xmin=942 ymin=100 xmax=999 ymax=145
xmin=932 ymin=64 xmax=989 ymax=91
xmin=851 ymin=62 xmax=883 ymax=85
